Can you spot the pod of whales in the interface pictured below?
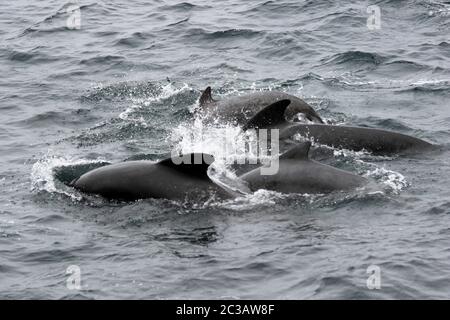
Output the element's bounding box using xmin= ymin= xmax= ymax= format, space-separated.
xmin=69 ymin=144 xmax=367 ymax=201
xmin=197 ymin=86 xmax=323 ymax=125
xmin=64 ymin=86 xmax=437 ymax=202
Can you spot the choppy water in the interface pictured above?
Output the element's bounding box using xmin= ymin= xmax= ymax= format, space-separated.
xmin=1 ymin=0 xmax=450 ymax=299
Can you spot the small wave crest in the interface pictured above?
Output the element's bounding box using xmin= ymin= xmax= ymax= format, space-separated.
xmin=17 ymin=2 xmax=99 ymax=37
xmin=321 ymin=51 xmax=387 ymax=67
xmin=31 ymin=153 xmax=108 ymax=200
xmin=118 ymin=82 xmax=192 ymax=127
xmin=216 ymin=189 xmax=288 ymax=211
xmin=83 ymin=81 xmax=160 ymax=102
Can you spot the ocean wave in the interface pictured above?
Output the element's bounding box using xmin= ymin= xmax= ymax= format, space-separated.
xmin=113 ymin=32 xmax=155 ymax=48
xmin=82 ymin=81 xmax=191 ymax=103
xmin=321 ymin=51 xmax=388 ymax=67
xmin=6 ymin=48 xmax=60 ymax=64
xmin=183 ymin=27 xmax=264 ymax=42
xmin=79 ymin=55 xmax=125 ymax=67
xmin=400 ymin=79 xmax=450 ymax=93
xmin=129 ymin=82 xmax=191 ymax=106
xmin=17 ymin=2 xmax=100 ymax=37
xmin=302 ymin=71 xmax=450 ymax=93
xmin=157 ymin=2 xmax=205 ymax=12
xmin=424 ymin=201 xmax=450 ymax=215
xmin=71 ymin=82 xmax=194 ymax=148
xmin=117 ymin=82 xmax=193 ymax=126
xmin=14 ymin=110 xmax=86 ymax=128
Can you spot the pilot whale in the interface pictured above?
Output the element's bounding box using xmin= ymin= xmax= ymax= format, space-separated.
xmin=197 ymin=86 xmax=323 ymax=125
xmin=240 ymin=141 xmax=367 ymax=194
xmin=243 ymin=99 xmax=436 ymax=156
xmin=71 ymin=153 xmax=237 ymax=202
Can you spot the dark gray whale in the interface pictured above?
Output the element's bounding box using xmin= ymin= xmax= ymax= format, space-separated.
xmin=71 ymin=153 xmax=236 ymax=202
xmin=240 ymin=142 xmax=367 ymax=194
xmin=243 ymin=99 xmax=436 ymax=156
xmin=197 ymin=86 xmax=323 ymax=125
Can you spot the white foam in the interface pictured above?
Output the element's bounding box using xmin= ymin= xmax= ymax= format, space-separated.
xmin=330 ymin=73 xmax=450 ymax=91
xmin=30 ymin=152 xmax=107 ymax=201
xmin=132 ymin=82 xmax=190 ymax=106
xmin=118 ymin=82 xmax=191 ymax=126
xmin=216 ymin=189 xmax=286 ymax=211
xmin=332 ymin=148 xmax=407 ymax=193
xmin=118 ymin=104 xmax=148 ymax=127
xmin=169 ymin=117 xmax=269 ymax=167
xmin=364 ymin=167 xmax=408 ymax=194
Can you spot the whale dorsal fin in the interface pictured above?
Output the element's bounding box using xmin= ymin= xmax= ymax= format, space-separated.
xmin=280 ymin=141 xmax=311 ymax=160
xmin=157 ymin=153 xmax=215 ymax=179
xmin=199 ymin=86 xmax=215 ymax=106
xmin=242 ymin=99 xmax=291 ymax=131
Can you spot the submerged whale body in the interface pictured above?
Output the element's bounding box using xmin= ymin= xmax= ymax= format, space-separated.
xmin=71 ymin=153 xmax=236 ymax=202
xmin=197 ymin=86 xmax=323 ymax=125
xmin=243 ymin=99 xmax=436 ymax=156
xmin=240 ymin=141 xmax=367 ymax=194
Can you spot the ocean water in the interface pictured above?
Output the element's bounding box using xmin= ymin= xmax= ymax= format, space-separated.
xmin=1 ymin=0 xmax=450 ymax=299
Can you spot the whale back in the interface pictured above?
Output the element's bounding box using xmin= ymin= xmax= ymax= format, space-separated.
xmin=157 ymin=153 xmax=215 ymax=179
xmin=279 ymin=141 xmax=311 ymax=161
xmin=72 ymin=153 xmax=236 ymax=201
xmin=198 ymin=87 xmax=323 ymax=124
xmin=240 ymin=142 xmax=367 ymax=194
xmin=280 ymin=124 xmax=434 ymax=155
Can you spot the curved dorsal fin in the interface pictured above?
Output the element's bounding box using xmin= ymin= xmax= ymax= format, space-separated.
xmin=280 ymin=141 xmax=311 ymax=160
xmin=242 ymin=99 xmax=291 ymax=131
xmin=199 ymin=86 xmax=215 ymax=106
xmin=157 ymin=153 xmax=215 ymax=179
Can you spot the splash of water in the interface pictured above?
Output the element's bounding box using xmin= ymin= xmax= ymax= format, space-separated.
xmin=364 ymin=167 xmax=408 ymax=194
xmin=131 ymin=82 xmax=190 ymax=106
xmin=216 ymin=189 xmax=287 ymax=211
xmin=30 ymin=152 xmax=107 ymax=200
xmin=118 ymin=82 xmax=191 ymax=126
